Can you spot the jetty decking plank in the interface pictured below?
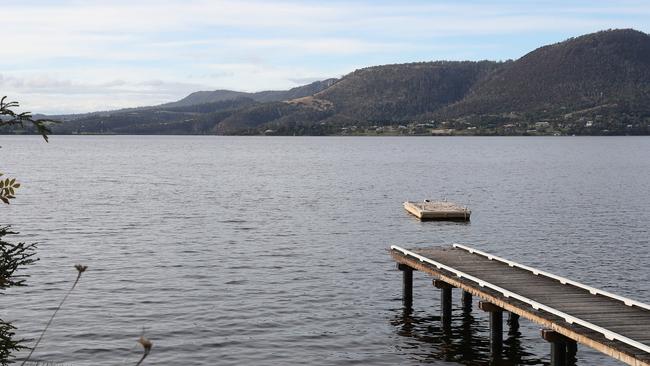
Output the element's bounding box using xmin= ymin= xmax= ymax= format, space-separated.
xmin=570 ymin=315 xmax=650 ymax=326
xmin=390 ymin=245 xmax=650 ymax=366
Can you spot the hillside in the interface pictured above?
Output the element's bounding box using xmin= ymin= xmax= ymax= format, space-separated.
xmin=214 ymin=61 xmax=500 ymax=134
xmin=208 ymin=29 xmax=650 ymax=135
xmin=52 ymin=98 xmax=258 ymax=134
xmin=315 ymin=61 xmax=499 ymax=121
xmin=161 ymin=79 xmax=337 ymax=108
xmin=440 ymin=29 xmax=650 ymax=118
xmin=46 ymin=79 xmax=338 ymax=134
xmin=17 ymin=28 xmax=649 ymax=136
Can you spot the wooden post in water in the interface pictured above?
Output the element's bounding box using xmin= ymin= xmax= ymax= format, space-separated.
xmin=461 ymin=290 xmax=472 ymax=312
xmin=433 ymin=279 xmax=453 ymax=329
xmin=479 ymin=301 xmax=503 ymax=358
xmin=397 ymin=263 xmax=413 ymax=308
xmin=566 ymin=340 xmax=578 ymax=365
xmin=542 ymin=329 xmax=570 ymax=366
xmin=507 ymin=312 xmax=520 ymax=333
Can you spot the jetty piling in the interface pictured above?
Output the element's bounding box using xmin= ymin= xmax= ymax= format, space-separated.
xmin=508 ymin=312 xmax=520 ymax=333
xmin=390 ymin=244 xmax=650 ymax=366
xmin=397 ymin=263 xmax=413 ymax=309
xmin=566 ymin=340 xmax=578 ymax=365
xmin=479 ymin=301 xmax=504 ymax=357
xmin=462 ymin=290 xmax=473 ymax=312
xmin=433 ymin=279 xmax=454 ymax=328
xmin=542 ymin=329 xmax=578 ymax=366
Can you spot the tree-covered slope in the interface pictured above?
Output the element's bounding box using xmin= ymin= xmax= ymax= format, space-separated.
xmin=161 ymin=79 xmax=337 ymax=108
xmin=213 ymin=61 xmax=500 ymax=133
xmin=315 ymin=61 xmax=500 ymax=122
xmin=439 ymin=29 xmax=650 ymax=117
xmin=23 ymin=29 xmax=650 ymax=136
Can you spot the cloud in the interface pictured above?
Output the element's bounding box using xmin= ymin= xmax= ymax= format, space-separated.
xmin=288 ymin=77 xmax=329 ymax=85
xmin=1 ymin=74 xmax=204 ymax=95
xmin=2 ymin=0 xmax=649 ymax=113
xmin=0 ymin=73 xmax=210 ymax=114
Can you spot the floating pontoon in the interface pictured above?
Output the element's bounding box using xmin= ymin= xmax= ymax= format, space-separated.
xmin=403 ymin=200 xmax=471 ymax=221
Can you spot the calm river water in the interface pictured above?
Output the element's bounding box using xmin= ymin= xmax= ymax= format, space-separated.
xmin=1 ymin=136 xmax=648 ymax=365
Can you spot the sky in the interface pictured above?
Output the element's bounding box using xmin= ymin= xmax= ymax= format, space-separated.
xmin=2 ymin=0 xmax=650 ymax=114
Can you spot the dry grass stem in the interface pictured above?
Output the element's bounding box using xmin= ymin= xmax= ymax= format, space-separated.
xmin=20 ymin=264 xmax=87 ymax=366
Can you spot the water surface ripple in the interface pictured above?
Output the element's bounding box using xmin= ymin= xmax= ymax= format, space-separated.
xmin=1 ymin=136 xmax=648 ymax=365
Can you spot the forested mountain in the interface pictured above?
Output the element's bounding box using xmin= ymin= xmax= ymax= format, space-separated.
xmin=315 ymin=61 xmax=499 ymax=122
xmin=160 ymin=79 xmax=337 ymax=108
xmin=52 ymin=98 xmax=258 ymax=134
xmin=212 ymin=61 xmax=501 ymax=134
xmin=12 ymin=28 xmax=648 ymax=136
xmin=439 ymin=29 xmax=650 ymax=117
xmin=211 ymin=29 xmax=650 ymax=135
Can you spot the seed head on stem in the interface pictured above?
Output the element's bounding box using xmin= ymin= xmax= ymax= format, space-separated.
xmin=135 ymin=335 xmax=153 ymax=366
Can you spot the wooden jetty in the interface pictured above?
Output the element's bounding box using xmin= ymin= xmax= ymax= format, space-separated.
xmin=403 ymin=200 xmax=471 ymax=221
xmin=390 ymin=244 xmax=650 ymax=366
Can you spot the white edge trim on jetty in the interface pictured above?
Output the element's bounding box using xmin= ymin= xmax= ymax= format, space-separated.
xmin=452 ymin=243 xmax=650 ymax=312
xmin=390 ymin=244 xmax=650 ymax=354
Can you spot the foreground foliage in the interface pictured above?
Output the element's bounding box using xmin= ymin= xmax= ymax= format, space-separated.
xmin=0 ymin=228 xmax=37 ymax=365
xmin=1 ymin=97 xmax=149 ymax=365
xmin=1 ymin=96 xmax=53 ymax=364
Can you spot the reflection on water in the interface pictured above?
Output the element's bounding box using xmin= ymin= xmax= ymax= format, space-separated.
xmin=391 ymin=306 xmax=546 ymax=365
